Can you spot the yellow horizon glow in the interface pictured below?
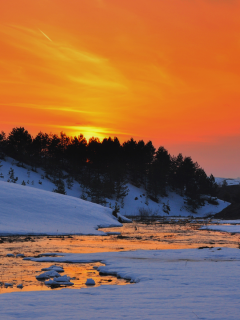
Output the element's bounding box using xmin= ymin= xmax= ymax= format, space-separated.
xmin=1 ymin=0 xmax=240 ymax=176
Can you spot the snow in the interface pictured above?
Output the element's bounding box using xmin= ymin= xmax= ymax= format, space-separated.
xmin=0 ymin=157 xmax=91 ymax=198
xmin=215 ymin=177 xmax=240 ymax=186
xmin=112 ymin=184 xmax=230 ymax=218
xmin=1 ymin=248 xmax=240 ymax=319
xmin=201 ymin=225 xmax=240 ymax=233
xmin=4 ymin=283 xmax=13 ymax=287
xmin=0 ymin=180 xmax=122 ymax=236
xmin=85 ymin=278 xmax=95 ymax=285
xmin=41 ymin=265 xmax=64 ymax=272
xmin=0 ymin=157 xmax=229 ymax=219
xmin=208 ymin=219 xmax=240 ymax=225
xmin=36 ymin=271 xmax=61 ymax=280
xmin=45 ymin=275 xmax=74 ymax=286
xmin=0 ymin=157 xmax=239 ymax=318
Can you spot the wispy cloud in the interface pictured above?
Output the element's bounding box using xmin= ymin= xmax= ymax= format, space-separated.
xmin=38 ymin=29 xmax=52 ymax=42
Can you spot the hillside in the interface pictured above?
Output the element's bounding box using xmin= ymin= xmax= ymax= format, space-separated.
xmin=214 ymin=184 xmax=240 ymax=220
xmin=0 ymin=157 xmax=229 ymax=219
xmin=0 ymin=181 xmax=122 ymax=236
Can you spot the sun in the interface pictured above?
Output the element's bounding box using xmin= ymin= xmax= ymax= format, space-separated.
xmin=68 ymin=126 xmax=109 ymax=142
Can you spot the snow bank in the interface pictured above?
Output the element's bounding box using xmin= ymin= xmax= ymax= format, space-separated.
xmin=201 ymin=225 xmax=240 ymax=233
xmin=0 ymin=181 xmax=121 ymax=236
xmin=1 ymin=248 xmax=240 ymax=319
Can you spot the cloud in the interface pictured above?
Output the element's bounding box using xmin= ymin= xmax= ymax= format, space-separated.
xmin=38 ymin=29 xmax=52 ymax=42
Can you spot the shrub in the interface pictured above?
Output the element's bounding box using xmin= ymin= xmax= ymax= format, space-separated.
xmin=112 ymin=202 xmax=120 ymax=218
xmin=207 ymin=197 xmax=219 ymax=205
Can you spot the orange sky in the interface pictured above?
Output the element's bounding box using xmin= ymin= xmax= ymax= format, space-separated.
xmin=1 ymin=0 xmax=240 ymax=177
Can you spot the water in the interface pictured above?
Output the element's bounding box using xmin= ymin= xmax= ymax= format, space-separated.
xmin=1 ymin=218 xmax=239 ymax=294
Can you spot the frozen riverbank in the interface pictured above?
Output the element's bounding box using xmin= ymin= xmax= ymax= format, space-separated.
xmin=1 ymin=248 xmax=240 ymax=319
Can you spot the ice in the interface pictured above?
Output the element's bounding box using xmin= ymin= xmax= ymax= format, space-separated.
xmin=53 ymin=275 xmax=71 ymax=282
xmin=17 ymin=284 xmax=23 ymax=289
xmin=4 ymin=283 xmax=13 ymax=287
xmin=41 ymin=265 xmax=64 ymax=272
xmin=36 ymin=271 xmax=61 ymax=280
xmin=85 ymin=278 xmax=95 ymax=286
xmin=6 ymin=253 xmax=15 ymax=257
xmin=201 ymin=225 xmax=240 ymax=233
xmin=1 ymin=248 xmax=240 ymax=319
xmin=45 ymin=275 xmax=74 ymax=286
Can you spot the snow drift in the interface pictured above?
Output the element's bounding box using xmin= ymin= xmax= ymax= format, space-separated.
xmin=0 ymin=181 xmax=121 ymax=236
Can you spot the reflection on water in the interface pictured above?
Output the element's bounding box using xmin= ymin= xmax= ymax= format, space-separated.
xmin=0 ymin=218 xmax=240 ymax=294
xmin=0 ymin=259 xmax=127 ymax=294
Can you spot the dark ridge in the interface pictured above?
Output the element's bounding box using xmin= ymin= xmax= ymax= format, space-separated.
xmin=214 ymin=185 xmax=240 ymax=219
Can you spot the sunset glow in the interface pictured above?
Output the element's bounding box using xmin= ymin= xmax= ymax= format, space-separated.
xmin=1 ymin=0 xmax=240 ymax=177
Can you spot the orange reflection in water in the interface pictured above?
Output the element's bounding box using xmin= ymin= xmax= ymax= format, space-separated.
xmin=0 ymin=219 xmax=240 ymax=294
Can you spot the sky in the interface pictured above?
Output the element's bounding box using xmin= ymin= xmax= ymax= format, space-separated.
xmin=0 ymin=0 xmax=240 ymax=178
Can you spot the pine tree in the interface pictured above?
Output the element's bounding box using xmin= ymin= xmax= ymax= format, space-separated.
xmin=86 ymin=174 xmax=106 ymax=205
xmin=66 ymin=175 xmax=74 ymax=190
xmin=112 ymin=202 xmax=120 ymax=217
xmin=114 ymin=174 xmax=129 ymax=202
xmin=0 ymin=131 xmax=6 ymax=159
xmin=53 ymin=179 xmax=66 ymax=195
xmin=7 ymin=127 xmax=32 ymax=164
xmin=80 ymin=190 xmax=87 ymax=201
xmin=7 ymin=167 xmax=18 ymax=183
xmin=147 ymin=147 xmax=171 ymax=201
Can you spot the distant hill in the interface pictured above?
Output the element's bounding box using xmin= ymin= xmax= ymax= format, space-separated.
xmin=214 ymin=184 xmax=240 ymax=220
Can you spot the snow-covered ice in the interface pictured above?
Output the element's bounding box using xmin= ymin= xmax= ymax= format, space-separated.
xmin=16 ymin=284 xmax=23 ymax=289
xmin=85 ymin=278 xmax=95 ymax=285
xmin=41 ymin=265 xmax=64 ymax=273
xmin=36 ymin=271 xmax=61 ymax=280
xmin=4 ymin=283 xmax=13 ymax=287
xmin=201 ymin=225 xmax=240 ymax=233
xmin=1 ymin=248 xmax=240 ymax=319
xmin=45 ymin=275 xmax=74 ymax=287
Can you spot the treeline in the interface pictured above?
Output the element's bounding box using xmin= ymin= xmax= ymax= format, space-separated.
xmin=0 ymin=127 xmax=218 ymax=211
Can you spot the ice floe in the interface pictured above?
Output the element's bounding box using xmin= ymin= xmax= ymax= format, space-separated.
xmin=85 ymin=278 xmax=95 ymax=286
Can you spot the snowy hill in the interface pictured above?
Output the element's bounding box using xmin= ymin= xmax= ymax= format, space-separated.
xmin=215 ymin=177 xmax=240 ymax=186
xmin=0 ymin=157 xmax=230 ymax=219
xmin=109 ymin=184 xmax=229 ymax=218
xmin=0 ymin=181 xmax=122 ymax=236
